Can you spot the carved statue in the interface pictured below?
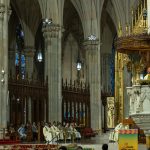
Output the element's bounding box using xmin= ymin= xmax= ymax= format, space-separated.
xmin=127 ymin=89 xmax=135 ymax=114
xmin=107 ymin=97 xmax=115 ymax=128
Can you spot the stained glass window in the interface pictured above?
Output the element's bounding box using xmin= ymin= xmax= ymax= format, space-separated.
xmin=15 ymin=24 xmax=25 ymax=79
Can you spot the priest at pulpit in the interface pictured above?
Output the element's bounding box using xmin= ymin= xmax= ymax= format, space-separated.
xmin=144 ymin=67 xmax=150 ymax=80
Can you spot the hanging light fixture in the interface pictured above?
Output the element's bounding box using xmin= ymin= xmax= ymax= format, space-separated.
xmin=37 ymin=49 xmax=43 ymax=62
xmin=76 ymin=57 xmax=82 ymax=71
xmin=76 ymin=16 xmax=82 ymax=71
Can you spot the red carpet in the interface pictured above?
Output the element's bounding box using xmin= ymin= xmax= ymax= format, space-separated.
xmin=0 ymin=139 xmax=20 ymax=144
xmin=11 ymin=144 xmax=58 ymax=149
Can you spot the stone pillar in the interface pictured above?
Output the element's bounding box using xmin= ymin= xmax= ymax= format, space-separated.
xmin=44 ymin=48 xmax=48 ymax=79
xmin=0 ymin=2 xmax=10 ymax=139
xmin=84 ymin=40 xmax=102 ymax=130
xmin=44 ymin=99 xmax=47 ymax=122
xmin=24 ymin=48 xmax=35 ymax=79
xmin=28 ymin=97 xmax=32 ymax=122
xmin=8 ymin=49 xmax=15 ymax=76
xmin=43 ymin=24 xmax=62 ymax=123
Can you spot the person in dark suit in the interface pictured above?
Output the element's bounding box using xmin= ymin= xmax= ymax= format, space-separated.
xmin=102 ymin=144 xmax=108 ymax=150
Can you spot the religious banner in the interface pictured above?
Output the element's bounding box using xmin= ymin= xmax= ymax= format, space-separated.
xmin=118 ymin=129 xmax=138 ymax=150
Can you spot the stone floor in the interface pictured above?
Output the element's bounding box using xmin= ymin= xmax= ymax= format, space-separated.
xmin=0 ymin=133 xmax=147 ymax=150
xmin=62 ymin=133 xmax=147 ymax=150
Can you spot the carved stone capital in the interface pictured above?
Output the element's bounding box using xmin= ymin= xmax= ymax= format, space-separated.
xmin=0 ymin=3 xmax=5 ymax=19
xmin=83 ymin=40 xmax=99 ymax=51
xmin=42 ymin=24 xmax=60 ymax=41
xmin=24 ymin=48 xmax=36 ymax=57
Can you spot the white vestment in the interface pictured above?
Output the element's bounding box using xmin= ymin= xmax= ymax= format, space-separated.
xmin=50 ymin=125 xmax=60 ymax=142
xmin=43 ymin=126 xmax=52 ymax=143
xmin=109 ymin=123 xmax=129 ymax=142
xmin=69 ymin=125 xmax=81 ymax=139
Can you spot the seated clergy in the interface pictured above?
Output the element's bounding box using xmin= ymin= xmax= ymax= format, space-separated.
xmin=18 ymin=124 xmax=27 ymax=140
xmin=69 ymin=123 xmax=81 ymax=139
xmin=9 ymin=124 xmax=17 ymax=140
xmin=32 ymin=122 xmax=38 ymax=141
xmin=57 ymin=122 xmax=64 ymax=140
xmin=144 ymin=67 xmax=150 ymax=80
xmin=43 ymin=123 xmax=52 ymax=144
xmin=64 ymin=123 xmax=71 ymax=140
xmin=50 ymin=121 xmax=60 ymax=142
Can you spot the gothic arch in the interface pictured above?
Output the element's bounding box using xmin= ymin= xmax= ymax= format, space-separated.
xmin=64 ymin=0 xmax=99 ymax=39
xmin=11 ymin=0 xmax=42 ymax=45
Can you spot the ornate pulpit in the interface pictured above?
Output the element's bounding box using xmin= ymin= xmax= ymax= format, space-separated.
xmin=127 ymin=82 xmax=150 ymax=148
xmin=115 ymin=0 xmax=150 ymax=148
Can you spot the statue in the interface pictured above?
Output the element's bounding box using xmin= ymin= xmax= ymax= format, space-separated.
xmin=107 ymin=97 xmax=115 ymax=128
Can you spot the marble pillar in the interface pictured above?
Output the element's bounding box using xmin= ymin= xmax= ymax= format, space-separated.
xmin=24 ymin=48 xmax=35 ymax=79
xmin=84 ymin=40 xmax=102 ymax=130
xmin=0 ymin=2 xmax=10 ymax=139
xmin=43 ymin=24 xmax=62 ymax=123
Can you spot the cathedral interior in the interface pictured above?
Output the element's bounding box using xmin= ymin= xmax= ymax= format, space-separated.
xmin=0 ymin=0 xmax=150 ymax=149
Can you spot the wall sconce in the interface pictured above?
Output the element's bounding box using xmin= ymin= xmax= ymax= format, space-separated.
xmin=76 ymin=57 xmax=82 ymax=71
xmin=1 ymin=78 xmax=4 ymax=83
xmin=37 ymin=50 xmax=43 ymax=62
xmin=1 ymin=69 xmax=5 ymax=75
xmin=1 ymin=69 xmax=5 ymax=84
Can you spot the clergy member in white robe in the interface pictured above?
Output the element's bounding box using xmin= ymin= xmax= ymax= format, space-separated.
xmin=69 ymin=123 xmax=81 ymax=139
xmin=50 ymin=122 xmax=60 ymax=142
xmin=43 ymin=123 xmax=52 ymax=144
xmin=109 ymin=123 xmax=129 ymax=142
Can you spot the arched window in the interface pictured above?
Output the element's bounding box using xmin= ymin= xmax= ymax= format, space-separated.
xmin=15 ymin=24 xmax=25 ymax=79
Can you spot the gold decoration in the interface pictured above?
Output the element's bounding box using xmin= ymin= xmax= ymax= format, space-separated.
xmin=118 ymin=22 xmax=122 ymax=37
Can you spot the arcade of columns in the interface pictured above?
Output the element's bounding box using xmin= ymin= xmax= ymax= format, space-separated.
xmin=0 ymin=0 xmax=141 ymax=139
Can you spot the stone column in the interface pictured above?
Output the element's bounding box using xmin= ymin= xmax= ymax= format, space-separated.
xmin=8 ymin=49 xmax=15 ymax=76
xmin=0 ymin=2 xmax=10 ymax=139
xmin=43 ymin=24 xmax=62 ymax=123
xmin=24 ymin=48 xmax=35 ymax=79
xmin=28 ymin=97 xmax=32 ymax=123
xmin=44 ymin=47 xmax=48 ymax=79
xmin=84 ymin=40 xmax=102 ymax=130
